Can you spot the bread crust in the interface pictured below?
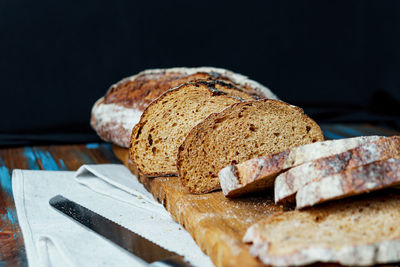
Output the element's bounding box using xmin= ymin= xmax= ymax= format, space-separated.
xmin=219 ymin=151 xmax=290 ymax=197
xmin=129 ymin=81 xmax=243 ymax=177
xmin=219 ymin=136 xmax=382 ymax=198
xmin=92 ymin=67 xmax=278 ymax=147
xmin=178 ymin=99 xmax=324 ymax=194
xmin=275 ymin=136 xmax=400 ymax=204
xmin=90 ymin=97 xmax=143 ymax=147
xmin=243 ymin=191 xmax=400 ymax=266
xmin=296 ymin=157 xmax=400 ymax=209
xmin=106 ymin=67 xmax=278 ymax=108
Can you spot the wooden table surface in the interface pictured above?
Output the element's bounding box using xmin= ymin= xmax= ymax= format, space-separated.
xmin=0 ymin=123 xmax=399 ymax=267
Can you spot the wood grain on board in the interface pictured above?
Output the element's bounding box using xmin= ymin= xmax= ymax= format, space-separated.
xmin=114 ymin=145 xmax=283 ymax=267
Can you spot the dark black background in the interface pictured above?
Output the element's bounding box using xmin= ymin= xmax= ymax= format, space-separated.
xmin=1 ymin=1 xmax=400 ymax=146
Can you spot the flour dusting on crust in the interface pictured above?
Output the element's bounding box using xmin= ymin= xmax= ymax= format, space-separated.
xmin=243 ymin=193 xmax=400 ymax=266
xmin=91 ymin=98 xmax=142 ymax=147
xmin=92 ymin=67 xmax=278 ymax=147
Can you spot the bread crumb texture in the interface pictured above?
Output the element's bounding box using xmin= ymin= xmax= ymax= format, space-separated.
xmin=178 ymin=99 xmax=324 ymax=194
xmin=129 ymin=81 xmax=258 ymax=177
xmin=93 ymin=66 xmax=278 ymax=147
xmin=243 ymin=191 xmax=400 ymax=266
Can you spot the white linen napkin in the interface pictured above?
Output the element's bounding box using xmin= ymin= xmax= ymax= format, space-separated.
xmin=12 ymin=164 xmax=213 ymax=267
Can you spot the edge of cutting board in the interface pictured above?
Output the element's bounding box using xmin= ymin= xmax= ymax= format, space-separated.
xmin=112 ymin=145 xmax=283 ymax=267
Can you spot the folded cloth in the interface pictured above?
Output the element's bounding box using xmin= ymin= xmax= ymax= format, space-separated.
xmin=12 ymin=164 xmax=213 ymax=267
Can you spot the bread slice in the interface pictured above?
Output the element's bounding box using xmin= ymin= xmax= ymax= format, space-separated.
xmin=275 ymin=136 xmax=400 ymax=203
xmin=177 ymin=99 xmax=324 ymax=194
xmin=129 ymin=80 xmax=253 ymax=177
xmin=243 ymin=190 xmax=400 ymax=266
xmin=219 ymin=136 xmax=381 ymax=197
xmin=91 ymin=67 xmax=278 ymax=147
xmin=295 ymin=157 xmax=400 ymax=209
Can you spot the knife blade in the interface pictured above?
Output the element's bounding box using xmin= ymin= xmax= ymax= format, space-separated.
xmin=49 ymin=195 xmax=192 ymax=267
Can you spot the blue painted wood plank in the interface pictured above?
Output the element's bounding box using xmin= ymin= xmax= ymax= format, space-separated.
xmin=23 ymin=148 xmax=40 ymax=170
xmin=86 ymin=143 xmax=100 ymax=149
xmin=321 ymin=129 xmax=345 ymax=140
xmin=0 ymin=159 xmax=12 ymax=196
xmin=332 ymin=124 xmax=365 ymax=137
xmin=24 ymin=147 xmax=67 ymax=171
xmin=32 ymin=149 xmax=61 ymax=170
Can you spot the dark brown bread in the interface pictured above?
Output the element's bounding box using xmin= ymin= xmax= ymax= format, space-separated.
xmin=219 ymin=136 xmax=381 ymax=197
xmin=129 ymin=81 xmax=253 ymax=177
xmin=275 ymin=136 xmax=400 ymax=203
xmin=244 ymin=190 xmax=400 ymax=266
xmin=296 ymin=157 xmax=400 ymax=209
xmin=177 ymin=99 xmax=324 ymax=194
xmin=91 ymin=67 xmax=278 ymax=147
xmin=104 ymin=68 xmax=276 ymax=110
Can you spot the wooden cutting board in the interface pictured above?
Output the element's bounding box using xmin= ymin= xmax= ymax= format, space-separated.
xmin=113 ymin=145 xmax=284 ymax=267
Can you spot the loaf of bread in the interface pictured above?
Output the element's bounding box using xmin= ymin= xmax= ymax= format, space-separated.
xmin=129 ymin=80 xmax=254 ymax=177
xmin=177 ymin=99 xmax=324 ymax=194
xmin=91 ymin=67 xmax=278 ymax=147
xmin=275 ymin=136 xmax=400 ymax=203
xmin=219 ymin=136 xmax=380 ymax=197
xmin=243 ymin=190 xmax=400 ymax=266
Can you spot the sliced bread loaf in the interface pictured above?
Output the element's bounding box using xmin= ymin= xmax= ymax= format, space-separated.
xmin=275 ymin=136 xmax=400 ymax=203
xmin=296 ymin=157 xmax=400 ymax=209
xmin=92 ymin=67 xmax=278 ymax=147
xmin=243 ymin=190 xmax=400 ymax=266
xmin=129 ymin=81 xmax=250 ymax=177
xmin=219 ymin=135 xmax=381 ymax=197
xmin=177 ymin=99 xmax=324 ymax=194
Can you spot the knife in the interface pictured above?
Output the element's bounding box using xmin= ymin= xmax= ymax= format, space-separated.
xmin=49 ymin=195 xmax=192 ymax=267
